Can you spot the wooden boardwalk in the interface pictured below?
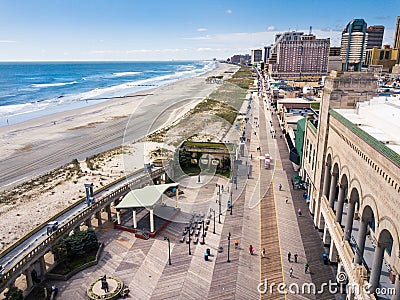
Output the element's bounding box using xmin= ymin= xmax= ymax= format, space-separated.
xmin=260 ymin=186 xmax=284 ymax=300
xmin=270 ymin=100 xmax=339 ymax=300
xmin=38 ymin=91 xmax=340 ymax=300
xmin=207 ymin=188 xmax=246 ymax=299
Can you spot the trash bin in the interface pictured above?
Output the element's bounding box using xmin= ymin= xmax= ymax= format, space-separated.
xmin=204 ymin=253 xmax=209 ymax=261
xmin=206 ymin=248 xmax=211 ymax=256
xmin=322 ymin=253 xmax=329 ymax=265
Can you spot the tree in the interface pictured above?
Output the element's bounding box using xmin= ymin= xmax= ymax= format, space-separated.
xmin=52 ymin=229 xmax=98 ymax=261
xmin=178 ymin=148 xmax=192 ymax=169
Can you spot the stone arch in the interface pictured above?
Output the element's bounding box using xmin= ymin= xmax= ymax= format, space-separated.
xmin=331 ymin=154 xmax=342 ymax=172
xmin=332 ymin=162 xmax=340 ymax=176
xmin=359 ymin=195 xmax=379 ymax=225
xmin=359 ymin=203 xmax=376 ymax=233
xmin=325 ymin=150 xmax=333 ymax=167
xmin=377 ymin=217 xmax=399 ymax=255
xmin=348 ymin=178 xmax=363 ymax=202
xmin=339 ymin=165 xmax=351 ymax=186
xmin=348 ymin=188 xmax=361 ymax=221
xmin=339 ymin=173 xmax=349 ymax=190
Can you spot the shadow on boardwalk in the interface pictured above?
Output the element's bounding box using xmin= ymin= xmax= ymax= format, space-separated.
xmin=271 ymin=113 xmax=341 ymax=300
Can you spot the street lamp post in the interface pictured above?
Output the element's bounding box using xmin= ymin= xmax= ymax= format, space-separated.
xmin=164 ymin=236 xmax=171 ymax=265
xmin=210 ymin=208 xmax=216 ymax=234
xmin=227 ymin=232 xmax=231 ymax=263
xmin=230 ymin=191 xmax=233 ymax=215
xmin=188 ymin=233 xmax=191 ymax=255
xmin=201 ymin=220 xmax=205 ymax=245
xmin=215 ymin=184 xmax=221 ymax=224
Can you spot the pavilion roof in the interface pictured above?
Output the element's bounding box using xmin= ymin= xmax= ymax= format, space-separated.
xmin=115 ymin=183 xmax=179 ymax=209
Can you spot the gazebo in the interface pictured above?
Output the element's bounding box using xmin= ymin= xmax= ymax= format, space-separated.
xmin=115 ymin=183 xmax=179 ymax=233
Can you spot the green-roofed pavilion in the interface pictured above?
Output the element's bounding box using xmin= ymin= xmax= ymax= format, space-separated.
xmin=115 ymin=183 xmax=179 ymax=232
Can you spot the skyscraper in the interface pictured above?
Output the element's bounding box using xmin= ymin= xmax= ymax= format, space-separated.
xmin=269 ymin=33 xmax=330 ymax=78
xmin=394 ymin=16 xmax=400 ymax=49
xmin=341 ymin=19 xmax=367 ymax=71
xmin=251 ymin=49 xmax=263 ymax=65
xmin=366 ymin=25 xmax=384 ymax=49
xmin=263 ymin=46 xmax=272 ymax=63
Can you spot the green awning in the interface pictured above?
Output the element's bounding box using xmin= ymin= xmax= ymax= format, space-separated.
xmin=115 ymin=183 xmax=179 ymax=209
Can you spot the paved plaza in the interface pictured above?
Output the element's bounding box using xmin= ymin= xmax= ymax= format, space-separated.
xmin=40 ymin=92 xmax=340 ymax=299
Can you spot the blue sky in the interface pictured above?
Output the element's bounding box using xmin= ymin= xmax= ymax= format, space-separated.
xmin=0 ymin=0 xmax=398 ymax=61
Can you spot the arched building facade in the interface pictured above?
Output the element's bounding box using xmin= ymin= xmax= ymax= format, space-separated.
xmin=301 ymin=70 xmax=400 ymax=299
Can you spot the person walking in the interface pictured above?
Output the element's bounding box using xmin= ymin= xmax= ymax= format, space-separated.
xmin=288 ymin=252 xmax=291 ymax=262
xmin=249 ymin=245 xmax=254 ymax=255
xmin=304 ymin=263 xmax=309 ymax=273
xmin=285 ymin=196 xmax=288 ymax=204
xmin=279 ymin=184 xmax=282 ymax=191
xmin=294 ymin=254 xmax=298 ymax=263
xmin=289 ymin=267 xmax=293 ymax=278
xmin=262 ymin=248 xmax=266 ymax=258
xmin=298 ymin=208 xmax=302 ymax=217
xmin=234 ymin=240 xmax=239 ymax=249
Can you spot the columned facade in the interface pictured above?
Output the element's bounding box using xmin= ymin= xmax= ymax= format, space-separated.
xmin=299 ymin=71 xmax=399 ymax=300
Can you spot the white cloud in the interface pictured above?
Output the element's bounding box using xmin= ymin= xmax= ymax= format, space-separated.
xmin=183 ymin=35 xmax=211 ymax=40
xmin=181 ymin=28 xmax=344 ymax=59
xmin=197 ymin=48 xmax=232 ymax=52
xmin=90 ymin=48 xmax=187 ymax=55
xmin=133 ymin=48 xmax=185 ymax=53
xmin=226 ymin=9 xmax=232 ymax=14
xmin=197 ymin=28 xmax=207 ymax=32
xmin=267 ymin=26 xmax=275 ymax=31
xmin=0 ymin=40 xmax=17 ymax=43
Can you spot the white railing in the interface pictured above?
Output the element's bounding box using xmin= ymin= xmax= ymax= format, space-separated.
xmin=0 ymin=166 xmax=167 ymax=290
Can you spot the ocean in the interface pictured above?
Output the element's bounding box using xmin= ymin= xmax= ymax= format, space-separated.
xmin=0 ymin=61 xmax=215 ymax=126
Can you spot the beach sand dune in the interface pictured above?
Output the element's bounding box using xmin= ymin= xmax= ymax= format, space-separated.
xmin=0 ymin=62 xmax=241 ymax=250
xmin=0 ymin=62 xmax=240 ymax=191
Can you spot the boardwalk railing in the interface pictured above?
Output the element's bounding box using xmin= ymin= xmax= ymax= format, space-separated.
xmin=0 ymin=167 xmax=146 ymax=263
xmin=0 ymin=166 xmax=167 ymax=291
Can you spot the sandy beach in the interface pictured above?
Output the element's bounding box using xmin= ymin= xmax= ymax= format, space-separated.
xmin=0 ymin=62 xmax=241 ymax=251
xmin=0 ymin=62 xmax=239 ymax=189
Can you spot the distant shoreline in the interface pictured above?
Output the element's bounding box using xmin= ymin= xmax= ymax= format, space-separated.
xmin=0 ymin=61 xmax=216 ymax=128
xmin=0 ymin=62 xmax=239 ymax=190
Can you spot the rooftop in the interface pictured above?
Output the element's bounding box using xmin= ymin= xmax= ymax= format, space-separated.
xmin=333 ymin=96 xmax=400 ymax=156
xmin=115 ymin=183 xmax=179 ymax=209
xmin=278 ymin=98 xmax=313 ymax=104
